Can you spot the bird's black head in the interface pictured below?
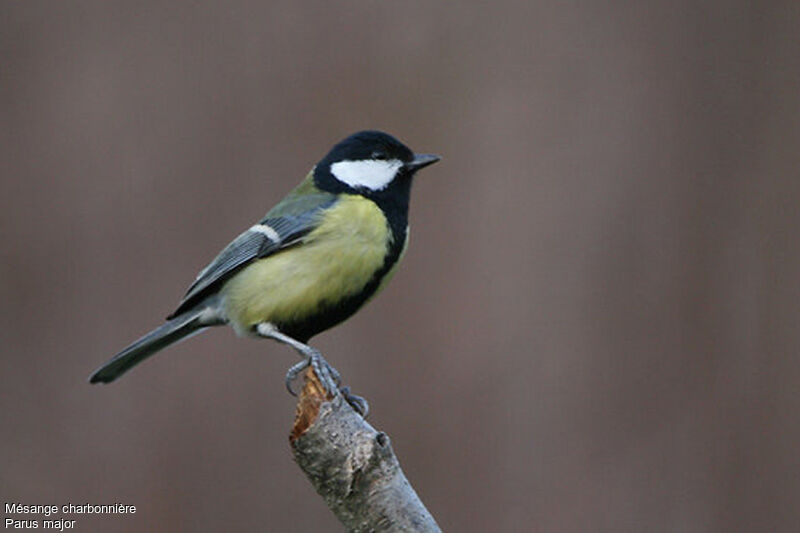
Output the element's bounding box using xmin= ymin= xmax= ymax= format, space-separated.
xmin=314 ymin=131 xmax=439 ymax=196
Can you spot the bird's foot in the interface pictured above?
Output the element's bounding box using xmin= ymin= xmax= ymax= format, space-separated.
xmin=285 ymin=356 xmax=368 ymax=416
xmin=283 ymin=347 xmax=340 ymax=398
xmin=256 ymin=323 xmax=367 ymax=417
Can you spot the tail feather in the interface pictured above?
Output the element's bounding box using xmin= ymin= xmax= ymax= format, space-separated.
xmin=89 ymin=310 xmax=207 ymax=384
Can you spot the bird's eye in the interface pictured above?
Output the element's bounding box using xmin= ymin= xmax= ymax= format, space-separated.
xmin=371 ymin=150 xmax=388 ymax=160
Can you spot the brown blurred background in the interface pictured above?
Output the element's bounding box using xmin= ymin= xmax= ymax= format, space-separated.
xmin=2 ymin=1 xmax=799 ymax=531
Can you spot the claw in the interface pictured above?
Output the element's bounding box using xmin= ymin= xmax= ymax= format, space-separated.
xmin=285 ymin=358 xmax=310 ymax=396
xmin=340 ymin=386 xmax=369 ymax=418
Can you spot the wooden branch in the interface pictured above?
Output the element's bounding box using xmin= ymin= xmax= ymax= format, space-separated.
xmin=290 ymin=369 xmax=442 ymax=532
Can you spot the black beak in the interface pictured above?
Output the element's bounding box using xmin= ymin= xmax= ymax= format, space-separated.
xmin=405 ymin=153 xmax=441 ymax=172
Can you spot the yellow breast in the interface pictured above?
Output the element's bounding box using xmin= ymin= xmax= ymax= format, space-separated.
xmin=221 ymin=194 xmax=392 ymax=332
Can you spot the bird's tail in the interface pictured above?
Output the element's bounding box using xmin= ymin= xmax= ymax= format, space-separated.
xmin=89 ymin=309 xmax=209 ymax=384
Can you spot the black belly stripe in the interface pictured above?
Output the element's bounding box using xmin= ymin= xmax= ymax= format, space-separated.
xmin=275 ymin=221 xmax=407 ymax=342
xmin=276 ymin=169 xmax=414 ymax=341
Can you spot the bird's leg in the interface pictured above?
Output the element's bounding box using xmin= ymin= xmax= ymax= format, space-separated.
xmin=255 ymin=323 xmax=339 ymax=395
xmin=255 ymin=323 xmax=369 ymax=417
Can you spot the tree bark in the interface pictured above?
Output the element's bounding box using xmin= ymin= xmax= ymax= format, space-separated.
xmin=290 ymin=369 xmax=442 ymax=532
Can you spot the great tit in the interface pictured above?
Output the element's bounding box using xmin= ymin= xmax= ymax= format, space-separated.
xmin=89 ymin=130 xmax=439 ymax=399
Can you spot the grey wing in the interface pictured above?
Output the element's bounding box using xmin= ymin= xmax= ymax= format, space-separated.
xmin=167 ymin=205 xmax=332 ymax=318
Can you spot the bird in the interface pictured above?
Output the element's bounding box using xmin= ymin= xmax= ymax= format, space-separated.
xmin=89 ymin=130 xmax=439 ymax=408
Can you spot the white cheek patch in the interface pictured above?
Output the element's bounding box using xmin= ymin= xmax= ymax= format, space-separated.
xmin=330 ymin=159 xmax=403 ymax=191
